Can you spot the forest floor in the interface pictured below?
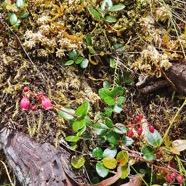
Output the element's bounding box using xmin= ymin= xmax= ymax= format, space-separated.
xmin=0 ymin=0 xmax=186 ymax=185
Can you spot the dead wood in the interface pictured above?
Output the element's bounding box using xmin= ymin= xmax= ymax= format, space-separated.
xmin=136 ymin=62 xmax=186 ymax=94
xmin=0 ymin=128 xmax=84 ymax=186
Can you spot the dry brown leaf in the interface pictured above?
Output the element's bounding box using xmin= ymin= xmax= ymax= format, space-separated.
xmin=82 ymin=167 xmax=122 ymax=186
xmin=120 ymin=174 xmax=143 ymax=186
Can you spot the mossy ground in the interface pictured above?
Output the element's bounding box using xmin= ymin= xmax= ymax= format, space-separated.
xmin=0 ymin=0 xmax=186 ymax=185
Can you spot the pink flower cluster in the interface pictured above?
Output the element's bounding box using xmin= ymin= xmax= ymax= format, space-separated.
xmin=20 ymin=87 xmax=51 ymax=111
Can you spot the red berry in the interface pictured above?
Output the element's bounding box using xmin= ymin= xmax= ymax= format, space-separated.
xmin=31 ymin=105 xmax=37 ymax=111
xmin=137 ymin=128 xmax=143 ymax=136
xmin=170 ymin=172 xmax=177 ymax=179
xmin=135 ymin=115 xmax=140 ymax=120
xmin=20 ymin=96 xmax=30 ymax=110
xmin=127 ymin=130 xmax=133 ymax=138
xmin=139 ymin=114 xmax=143 ymax=119
xmin=149 ymin=125 xmax=154 ymax=133
xmin=23 ymin=87 xmax=29 ymax=92
xmin=177 ymin=174 xmax=184 ymax=184
xmin=41 ymin=96 xmax=51 ymax=110
xmin=166 ymin=174 xmax=173 ymax=183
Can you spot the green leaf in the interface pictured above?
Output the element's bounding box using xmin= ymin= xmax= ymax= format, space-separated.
xmin=144 ymin=127 xmax=162 ymax=147
xmin=107 ymin=131 xmax=120 ymax=144
xmin=71 ymin=155 xmax=85 ymax=169
xmin=116 ymin=96 xmax=126 ymax=105
xmin=87 ymin=46 xmax=96 ymax=54
xmin=58 ymin=107 xmax=75 ymax=120
xmin=105 ymin=117 xmax=114 ymax=128
xmin=87 ymin=6 xmax=101 ymax=21
xmin=104 ymin=96 xmax=115 ymax=106
xmin=141 ymin=146 xmax=155 ymax=162
xmin=96 ymin=162 xmax=109 ymax=178
xmin=65 ymin=60 xmax=74 ymax=66
xmin=75 ymin=56 xmax=84 ymax=64
xmin=111 ymin=86 xmax=123 ymax=97
xmin=76 ymin=125 xmax=86 ymax=137
xmin=103 ymin=147 xmax=117 ymax=158
xmin=86 ymin=34 xmax=92 ymax=46
xmin=104 ymin=107 xmax=113 ymax=117
xmin=93 ymin=122 xmax=108 ymax=136
xmin=104 ymin=16 xmax=117 ymax=23
xmin=65 ymin=136 xmax=80 ymax=142
xmin=80 ymin=58 xmax=89 ymax=68
xmin=20 ymin=11 xmax=29 ymax=18
xmin=92 ymin=147 xmax=103 ymax=159
xmin=102 ymin=157 xmax=117 ymax=169
xmin=113 ymin=104 xmax=123 ymax=113
xmin=72 ymin=118 xmax=86 ymax=132
xmin=103 ymin=81 xmax=110 ymax=89
xmin=16 ymin=0 xmax=25 ymax=8
xmin=99 ymin=88 xmax=112 ymax=99
xmin=75 ymin=101 xmax=89 ymax=117
xmin=116 ymin=150 xmax=129 ymax=166
xmin=65 ymin=135 xmax=80 ymax=142
xmin=67 ymin=50 xmax=77 ymax=59
xmin=122 ymin=136 xmax=134 ymax=146
xmin=109 ymin=4 xmax=125 ymax=12
xmin=9 ymin=13 xmax=20 ymax=26
xmin=109 ymin=58 xmax=116 ymax=68
xmin=113 ymin=123 xmax=127 ymax=134
xmin=101 ymin=0 xmax=113 ymax=10
xmin=120 ymin=165 xmax=129 ymax=179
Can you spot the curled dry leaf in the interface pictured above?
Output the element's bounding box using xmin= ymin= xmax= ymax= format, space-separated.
xmin=82 ymin=167 xmax=122 ymax=186
xmin=120 ymin=174 xmax=143 ymax=186
xmin=172 ymin=139 xmax=186 ymax=152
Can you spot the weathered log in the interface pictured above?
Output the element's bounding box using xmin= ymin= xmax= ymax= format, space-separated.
xmin=0 ymin=128 xmax=83 ymax=186
xmin=136 ymin=62 xmax=186 ymax=94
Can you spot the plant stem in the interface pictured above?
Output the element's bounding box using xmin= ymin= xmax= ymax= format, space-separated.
xmin=162 ymin=99 xmax=186 ymax=144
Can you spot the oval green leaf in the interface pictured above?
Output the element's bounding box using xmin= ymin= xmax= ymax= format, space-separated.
xmin=98 ymin=88 xmax=112 ymax=99
xmin=96 ymin=162 xmax=109 ymax=178
xmin=113 ymin=123 xmax=126 ymax=134
xmin=65 ymin=135 xmax=80 ymax=142
xmin=119 ymin=165 xmax=129 ymax=179
xmin=72 ymin=118 xmax=86 ymax=132
xmin=92 ymin=147 xmax=103 ymax=159
xmin=67 ymin=50 xmax=77 ymax=59
xmin=65 ymin=60 xmax=74 ymax=66
xmin=113 ymin=104 xmax=123 ymax=113
xmin=105 ymin=117 xmax=114 ymax=128
xmin=102 ymin=157 xmax=117 ymax=169
xmin=16 ymin=0 xmax=25 ymax=8
xmin=109 ymin=4 xmax=125 ymax=12
xmin=93 ymin=122 xmax=108 ymax=136
xmin=75 ymin=56 xmax=84 ymax=64
xmin=71 ymin=155 xmax=85 ymax=169
xmin=116 ymin=150 xmax=129 ymax=166
xmin=21 ymin=11 xmax=29 ymax=18
xmin=144 ymin=127 xmax=162 ymax=147
xmin=103 ymin=146 xmax=117 ymax=158
xmin=80 ymin=58 xmax=89 ymax=68
xmin=75 ymin=101 xmax=89 ymax=117
xmin=141 ymin=146 xmax=155 ymax=162
xmin=9 ymin=13 xmax=20 ymax=26
xmin=104 ymin=96 xmax=115 ymax=106
xmin=88 ymin=6 xmax=101 ymax=21
xmin=58 ymin=107 xmax=75 ymax=120
xmin=76 ymin=125 xmax=86 ymax=137
xmin=122 ymin=136 xmax=134 ymax=146
xmin=104 ymin=16 xmax=117 ymax=23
